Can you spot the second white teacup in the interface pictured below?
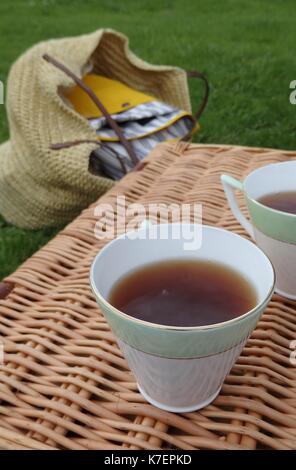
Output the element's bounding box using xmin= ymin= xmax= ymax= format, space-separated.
xmin=221 ymin=161 xmax=296 ymax=300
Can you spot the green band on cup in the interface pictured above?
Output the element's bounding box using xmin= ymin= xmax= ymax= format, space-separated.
xmin=95 ymin=293 xmax=271 ymax=359
xmin=247 ymin=197 xmax=296 ymax=245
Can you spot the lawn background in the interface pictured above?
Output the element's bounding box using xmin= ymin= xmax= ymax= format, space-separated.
xmin=0 ymin=0 xmax=295 ymax=279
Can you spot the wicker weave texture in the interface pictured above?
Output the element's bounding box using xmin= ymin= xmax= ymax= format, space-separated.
xmin=0 ymin=142 xmax=296 ymax=450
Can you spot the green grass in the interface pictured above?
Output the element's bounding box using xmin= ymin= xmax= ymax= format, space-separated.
xmin=0 ymin=0 xmax=295 ymax=279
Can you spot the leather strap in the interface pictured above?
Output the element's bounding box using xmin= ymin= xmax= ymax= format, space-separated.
xmin=186 ymin=70 xmax=209 ymax=121
xmin=43 ymin=54 xmax=139 ymax=166
xmin=43 ymin=55 xmax=209 ymax=170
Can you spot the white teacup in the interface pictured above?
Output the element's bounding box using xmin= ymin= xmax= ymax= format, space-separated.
xmin=221 ymin=161 xmax=296 ymax=299
xmin=90 ymin=223 xmax=274 ymax=412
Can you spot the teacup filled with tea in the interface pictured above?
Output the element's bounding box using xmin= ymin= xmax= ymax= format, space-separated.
xmin=90 ymin=223 xmax=274 ymax=412
xmin=221 ymin=161 xmax=296 ymax=299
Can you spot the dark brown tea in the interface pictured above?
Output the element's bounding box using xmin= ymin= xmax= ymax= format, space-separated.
xmin=109 ymin=260 xmax=257 ymax=327
xmin=258 ymin=191 xmax=296 ymax=215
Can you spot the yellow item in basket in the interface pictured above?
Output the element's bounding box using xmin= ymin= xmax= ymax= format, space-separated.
xmin=66 ymin=74 xmax=198 ymax=180
xmin=66 ymin=75 xmax=155 ymax=118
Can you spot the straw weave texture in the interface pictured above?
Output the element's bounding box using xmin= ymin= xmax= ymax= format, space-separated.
xmin=0 ymin=142 xmax=295 ymax=450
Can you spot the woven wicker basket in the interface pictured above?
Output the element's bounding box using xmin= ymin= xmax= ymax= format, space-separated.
xmin=0 ymin=142 xmax=295 ymax=450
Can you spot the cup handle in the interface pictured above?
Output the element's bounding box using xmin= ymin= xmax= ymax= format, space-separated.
xmin=220 ymin=174 xmax=254 ymax=239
